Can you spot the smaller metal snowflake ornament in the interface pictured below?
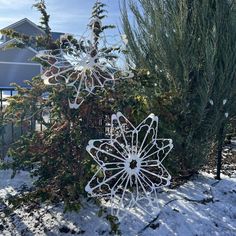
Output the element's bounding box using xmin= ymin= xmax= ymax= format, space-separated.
xmin=85 ymin=112 xmax=173 ymax=219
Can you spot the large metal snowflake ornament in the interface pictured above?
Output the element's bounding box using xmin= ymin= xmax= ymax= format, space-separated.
xmin=85 ymin=112 xmax=173 ymax=219
xmin=36 ymin=31 xmax=133 ymax=109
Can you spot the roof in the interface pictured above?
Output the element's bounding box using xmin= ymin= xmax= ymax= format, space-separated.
xmin=1 ymin=18 xmax=46 ymax=35
xmin=0 ymin=38 xmax=38 ymax=54
xmin=51 ymin=31 xmax=64 ymax=41
xmin=1 ymin=18 xmax=64 ymax=41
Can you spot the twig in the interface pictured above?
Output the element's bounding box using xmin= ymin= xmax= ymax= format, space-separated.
xmin=137 ymin=213 xmax=160 ymax=235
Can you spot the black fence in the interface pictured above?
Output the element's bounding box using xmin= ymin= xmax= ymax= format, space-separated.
xmin=0 ymin=87 xmax=36 ymax=157
xmin=0 ymin=87 xmax=109 ymax=157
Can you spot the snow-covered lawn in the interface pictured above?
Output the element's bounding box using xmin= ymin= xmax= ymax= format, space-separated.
xmin=0 ymin=169 xmax=235 ymax=236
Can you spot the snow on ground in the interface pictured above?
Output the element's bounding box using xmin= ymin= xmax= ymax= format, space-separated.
xmin=0 ymin=169 xmax=236 ymax=236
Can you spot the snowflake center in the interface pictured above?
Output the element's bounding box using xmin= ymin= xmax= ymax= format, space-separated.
xmin=125 ymin=154 xmax=141 ymax=175
xmin=75 ymin=57 xmax=95 ymax=71
xmin=129 ymin=160 xmax=137 ymax=169
xmin=65 ymin=52 xmax=96 ymax=71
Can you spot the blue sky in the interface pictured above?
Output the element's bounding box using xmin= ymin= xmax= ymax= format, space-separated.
xmin=0 ymin=0 xmax=125 ymax=35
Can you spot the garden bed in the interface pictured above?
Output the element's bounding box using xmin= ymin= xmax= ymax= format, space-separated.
xmin=0 ymin=166 xmax=235 ymax=235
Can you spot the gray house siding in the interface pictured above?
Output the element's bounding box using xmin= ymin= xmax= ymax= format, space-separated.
xmin=0 ymin=63 xmax=41 ymax=87
xmin=0 ymin=42 xmax=41 ymax=87
xmin=0 ymin=18 xmax=64 ymax=88
xmin=0 ymin=19 xmax=43 ymax=87
xmin=0 ymin=47 xmax=36 ymax=63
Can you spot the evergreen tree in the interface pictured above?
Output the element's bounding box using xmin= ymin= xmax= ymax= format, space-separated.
xmin=122 ymin=0 xmax=236 ymax=177
xmin=0 ymin=0 xmax=145 ymax=210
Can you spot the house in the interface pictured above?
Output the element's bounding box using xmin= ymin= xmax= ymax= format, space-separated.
xmin=0 ymin=18 xmax=63 ymax=88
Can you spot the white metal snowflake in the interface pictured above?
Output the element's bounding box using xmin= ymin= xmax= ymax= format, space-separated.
xmin=85 ymin=112 xmax=173 ymax=219
xmin=36 ymin=32 xmax=133 ymax=109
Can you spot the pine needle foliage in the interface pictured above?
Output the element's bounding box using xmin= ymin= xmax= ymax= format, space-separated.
xmin=33 ymin=0 xmax=51 ymax=36
xmin=122 ymin=0 xmax=236 ymax=175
